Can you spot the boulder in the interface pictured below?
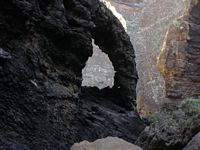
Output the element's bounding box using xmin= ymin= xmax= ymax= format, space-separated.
xmin=183 ymin=132 xmax=200 ymax=150
xmin=71 ymin=137 xmax=143 ymax=150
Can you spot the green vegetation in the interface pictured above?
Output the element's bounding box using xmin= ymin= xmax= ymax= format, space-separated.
xmin=127 ymin=25 xmax=135 ymax=33
xmin=179 ymin=97 xmax=200 ymax=115
xmin=184 ymin=117 xmax=193 ymax=127
xmin=147 ymin=111 xmax=160 ymax=122
xmin=146 ymin=97 xmax=200 ymax=126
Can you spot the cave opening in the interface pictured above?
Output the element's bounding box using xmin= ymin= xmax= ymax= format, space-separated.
xmin=79 ymin=0 xmax=137 ymax=108
xmin=82 ymin=39 xmax=116 ymax=89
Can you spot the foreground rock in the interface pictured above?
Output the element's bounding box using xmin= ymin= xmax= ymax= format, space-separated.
xmin=183 ymin=132 xmax=200 ymax=150
xmin=71 ymin=137 xmax=143 ymax=150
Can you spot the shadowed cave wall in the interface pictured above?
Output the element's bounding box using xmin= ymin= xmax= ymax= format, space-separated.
xmin=0 ymin=0 xmax=145 ymax=149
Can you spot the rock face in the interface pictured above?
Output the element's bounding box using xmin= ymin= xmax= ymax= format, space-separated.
xmin=83 ymin=0 xmax=191 ymax=115
xmin=112 ymin=0 xmax=193 ymax=115
xmin=157 ymin=0 xmax=200 ymax=104
xmin=70 ymin=137 xmax=143 ymax=150
xmin=111 ymin=0 xmax=200 ymax=115
xmin=183 ymin=132 xmax=200 ymax=150
xmin=133 ymin=0 xmax=188 ymax=115
xmin=0 ymin=0 xmax=145 ymax=149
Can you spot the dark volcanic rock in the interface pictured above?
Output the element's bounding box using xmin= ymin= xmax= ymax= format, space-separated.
xmin=0 ymin=0 xmax=144 ymax=149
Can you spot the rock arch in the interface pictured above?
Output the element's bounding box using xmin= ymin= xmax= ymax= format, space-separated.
xmin=64 ymin=0 xmax=138 ymax=107
xmin=90 ymin=1 xmax=138 ymax=107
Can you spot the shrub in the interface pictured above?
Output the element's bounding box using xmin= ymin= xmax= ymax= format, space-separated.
xmin=146 ymin=97 xmax=200 ymax=125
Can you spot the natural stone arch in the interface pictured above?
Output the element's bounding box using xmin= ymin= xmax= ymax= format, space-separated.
xmin=90 ymin=1 xmax=138 ymax=107
xmin=63 ymin=0 xmax=137 ymax=107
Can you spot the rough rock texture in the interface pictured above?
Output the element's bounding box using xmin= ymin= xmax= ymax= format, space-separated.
xmin=133 ymin=0 xmax=188 ymax=115
xmin=0 ymin=0 xmax=145 ymax=149
xmin=113 ymin=0 xmax=190 ymax=115
xmin=136 ymin=113 xmax=200 ymax=150
xmin=183 ymin=132 xmax=200 ymax=150
xmin=157 ymin=0 xmax=200 ymax=105
xmin=70 ymin=137 xmax=143 ymax=150
xmin=82 ymin=0 xmax=127 ymax=89
xmin=136 ymin=98 xmax=200 ymax=150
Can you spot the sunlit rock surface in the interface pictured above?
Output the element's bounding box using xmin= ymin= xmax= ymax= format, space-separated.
xmin=100 ymin=0 xmax=127 ymax=31
xmin=136 ymin=2 xmax=200 ymax=149
xmin=71 ymin=137 xmax=143 ymax=150
xmin=157 ymin=0 xmax=200 ymax=105
xmin=112 ymin=0 xmax=190 ymax=115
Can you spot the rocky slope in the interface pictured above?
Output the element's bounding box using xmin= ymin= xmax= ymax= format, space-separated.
xmin=0 ymin=0 xmax=145 ymax=149
xmin=136 ymin=1 xmax=200 ymax=149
